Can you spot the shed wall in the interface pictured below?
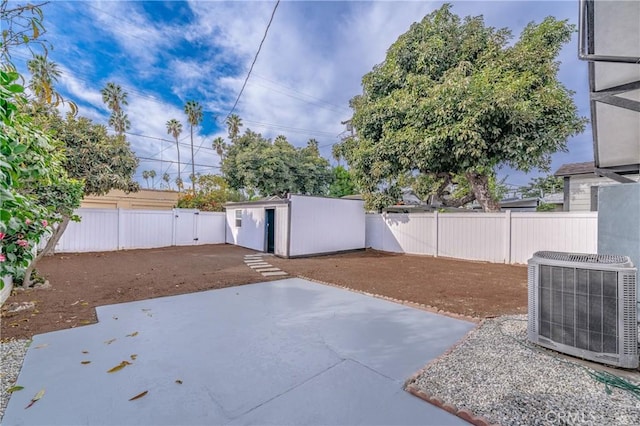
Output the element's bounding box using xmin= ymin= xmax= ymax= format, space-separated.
xmin=225 ymin=207 xmax=265 ymax=251
xmin=288 ymin=195 xmax=365 ymax=257
xmin=225 ymin=204 xmax=289 ymax=254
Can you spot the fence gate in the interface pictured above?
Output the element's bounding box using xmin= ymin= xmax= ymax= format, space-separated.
xmin=173 ymin=209 xmax=199 ymax=246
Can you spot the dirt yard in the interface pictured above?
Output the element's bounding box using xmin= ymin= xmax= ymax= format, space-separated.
xmin=1 ymin=245 xmax=527 ymax=340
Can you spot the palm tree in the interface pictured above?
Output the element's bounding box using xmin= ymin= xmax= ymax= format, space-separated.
xmin=149 ymin=170 xmax=157 ymax=189
xmin=101 ymin=82 xmax=128 ymax=114
xmin=225 ymin=114 xmax=242 ymax=143
xmin=184 ymin=100 xmax=203 ymax=192
xmin=142 ymin=170 xmax=150 ymax=188
xmin=175 ymin=177 xmax=184 ymax=192
xmin=162 ymin=172 xmax=170 ymax=189
xmin=212 ymin=136 xmax=226 ymax=163
xmin=166 ymin=119 xmax=183 ymax=190
xmin=108 ymin=110 xmax=131 ymax=136
xmin=27 ymin=54 xmax=61 ymax=103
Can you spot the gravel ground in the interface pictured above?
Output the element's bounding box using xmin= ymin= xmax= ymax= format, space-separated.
xmin=0 ymin=339 xmax=29 ymax=423
xmin=411 ymin=316 xmax=640 ymax=426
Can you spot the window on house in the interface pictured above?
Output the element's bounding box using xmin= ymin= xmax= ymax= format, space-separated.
xmin=235 ymin=210 xmax=242 ymax=227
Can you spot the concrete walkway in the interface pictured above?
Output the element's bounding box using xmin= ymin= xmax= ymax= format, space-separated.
xmin=3 ymin=278 xmax=474 ymax=425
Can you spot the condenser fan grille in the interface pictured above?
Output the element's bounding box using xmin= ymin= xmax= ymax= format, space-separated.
xmin=528 ymin=251 xmax=638 ymax=369
xmin=539 ymin=265 xmax=618 ymax=354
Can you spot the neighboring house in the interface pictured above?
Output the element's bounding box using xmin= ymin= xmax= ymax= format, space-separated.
xmin=496 ymin=194 xmax=564 ymax=212
xmin=554 ymin=162 xmax=640 ymax=211
xmin=81 ymin=189 xmax=180 ymax=210
xmin=499 ymin=197 xmax=541 ymax=212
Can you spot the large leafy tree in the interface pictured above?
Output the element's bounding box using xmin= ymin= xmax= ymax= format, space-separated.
xmin=165 ymin=118 xmax=183 ymax=189
xmin=184 ymin=100 xmax=202 ymax=190
xmin=339 ymin=4 xmax=586 ymax=211
xmin=328 ymin=166 xmax=357 ymax=198
xmin=222 ymin=130 xmax=333 ymax=198
xmin=20 ymin=111 xmax=140 ymax=287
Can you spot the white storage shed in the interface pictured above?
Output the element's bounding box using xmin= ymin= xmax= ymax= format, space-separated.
xmin=225 ymin=195 xmax=365 ymax=257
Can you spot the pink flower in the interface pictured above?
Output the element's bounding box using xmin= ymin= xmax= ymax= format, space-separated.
xmin=42 ymin=220 xmax=48 ymax=227
xmin=25 ymin=219 xmax=32 ymax=225
xmin=0 ymin=232 xmax=4 ymax=240
xmin=0 ymin=254 xmax=5 ymax=262
xmin=17 ymin=239 xmax=28 ymax=248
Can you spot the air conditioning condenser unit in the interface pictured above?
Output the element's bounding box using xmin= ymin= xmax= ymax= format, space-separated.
xmin=528 ymin=251 xmax=638 ymax=369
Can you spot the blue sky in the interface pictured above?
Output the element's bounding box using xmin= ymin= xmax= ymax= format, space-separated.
xmin=13 ymin=0 xmax=592 ymax=191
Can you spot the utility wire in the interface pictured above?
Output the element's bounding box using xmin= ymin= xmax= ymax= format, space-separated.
xmin=137 ymin=156 xmax=220 ymax=169
xmin=224 ymin=0 xmax=280 ymax=120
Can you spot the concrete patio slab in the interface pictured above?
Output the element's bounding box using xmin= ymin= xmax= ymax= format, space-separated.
xmin=3 ymin=278 xmax=473 ymax=425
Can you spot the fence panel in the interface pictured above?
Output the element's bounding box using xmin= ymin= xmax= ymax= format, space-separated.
xmin=365 ymin=212 xmax=599 ymax=264
xmin=385 ymin=213 xmax=436 ymax=255
xmin=438 ymin=213 xmax=506 ymax=262
xmin=365 ymin=214 xmax=384 ymax=250
xmin=119 ymin=210 xmax=174 ymax=249
xmin=197 ymin=212 xmax=226 ymax=244
xmin=53 ymin=208 xmax=226 ymax=253
xmin=510 ymin=212 xmax=598 ymax=264
xmin=56 ymin=209 xmax=119 ymax=252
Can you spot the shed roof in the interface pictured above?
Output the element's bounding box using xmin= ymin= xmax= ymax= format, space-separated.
xmin=554 ymin=161 xmax=595 ymax=177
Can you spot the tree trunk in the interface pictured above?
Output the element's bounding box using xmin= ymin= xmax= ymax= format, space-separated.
xmin=190 ymin=126 xmax=195 ymax=193
xmin=21 ymin=215 xmax=71 ymax=288
xmin=176 ymin=138 xmax=181 ymax=192
xmin=466 ymin=171 xmax=501 ymax=212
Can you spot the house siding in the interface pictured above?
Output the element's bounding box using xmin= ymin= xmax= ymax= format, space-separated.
xmin=568 ymin=174 xmax=640 ymax=211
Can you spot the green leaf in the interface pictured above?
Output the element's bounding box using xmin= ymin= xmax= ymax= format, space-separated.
xmin=7 ymin=385 xmax=24 ymax=393
xmin=7 ymin=84 xmax=23 ymax=94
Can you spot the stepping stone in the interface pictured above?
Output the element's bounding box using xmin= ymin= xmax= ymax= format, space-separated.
xmin=244 ymin=255 xmax=263 ymax=258
xmin=245 ymin=260 xmax=265 ymax=264
xmin=262 ymin=271 xmax=288 ymax=277
xmin=255 ymin=268 xmax=281 ymax=273
xmin=249 ymin=263 xmax=271 ymax=268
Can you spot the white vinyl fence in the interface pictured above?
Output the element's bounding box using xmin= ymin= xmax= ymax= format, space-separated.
xmin=47 ymin=208 xmax=598 ymax=265
xmin=365 ymin=211 xmax=598 ymax=264
xmin=50 ymin=208 xmax=226 ymax=253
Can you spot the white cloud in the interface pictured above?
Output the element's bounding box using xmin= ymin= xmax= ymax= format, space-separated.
xmin=44 ymin=0 xmax=593 ymax=189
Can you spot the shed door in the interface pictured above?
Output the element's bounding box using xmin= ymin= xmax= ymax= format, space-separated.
xmin=265 ymin=209 xmax=275 ymax=253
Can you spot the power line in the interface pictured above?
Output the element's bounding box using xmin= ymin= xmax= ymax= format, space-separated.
xmin=224 ymin=0 xmax=280 ymax=120
xmin=242 ymin=119 xmax=336 ymax=138
xmin=137 ymin=156 xmax=220 ymax=169
xmin=252 ymin=73 xmax=349 ymax=113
